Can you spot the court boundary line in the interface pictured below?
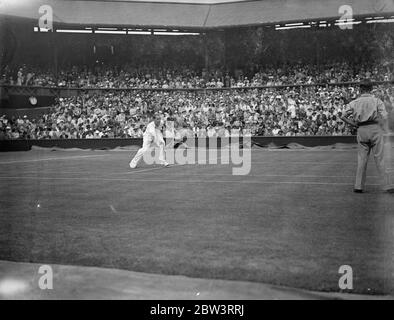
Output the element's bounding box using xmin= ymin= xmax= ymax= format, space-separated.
xmin=114 ymin=161 xmax=394 ymax=170
xmin=0 ymin=176 xmax=381 ymax=186
xmin=0 ymin=154 xmax=109 ymax=165
xmin=125 ymin=163 xmax=186 ymax=174
xmin=0 ymin=171 xmax=380 ymax=179
xmin=112 ymin=172 xmax=380 ymax=179
xmin=0 ymin=171 xmax=384 ymax=179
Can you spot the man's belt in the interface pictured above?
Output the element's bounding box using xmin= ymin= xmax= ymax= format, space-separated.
xmin=358 ymin=120 xmax=379 ymax=127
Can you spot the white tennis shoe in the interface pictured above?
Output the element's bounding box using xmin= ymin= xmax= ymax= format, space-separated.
xmin=162 ymin=161 xmax=170 ymax=167
xmin=129 ymin=161 xmax=137 ymax=169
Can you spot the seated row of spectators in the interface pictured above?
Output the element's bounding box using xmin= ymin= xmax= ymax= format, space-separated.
xmin=1 ymin=84 xmax=392 ymax=140
xmin=1 ymin=60 xmax=393 ymax=89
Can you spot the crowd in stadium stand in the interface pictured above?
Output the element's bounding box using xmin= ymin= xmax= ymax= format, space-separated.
xmin=1 ymin=60 xmax=393 ymax=89
xmin=1 ymin=84 xmax=393 ymax=140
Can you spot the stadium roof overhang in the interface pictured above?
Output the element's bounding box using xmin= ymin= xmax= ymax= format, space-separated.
xmin=1 ymin=0 xmax=394 ymax=30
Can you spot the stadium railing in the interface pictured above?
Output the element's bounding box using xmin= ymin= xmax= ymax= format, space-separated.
xmin=1 ymin=80 xmax=393 ymax=110
xmin=1 ymin=79 xmax=394 ymax=95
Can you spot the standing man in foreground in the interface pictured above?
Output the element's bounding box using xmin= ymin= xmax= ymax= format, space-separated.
xmin=341 ymin=81 xmax=393 ymax=193
xmin=129 ymin=114 xmax=169 ymax=169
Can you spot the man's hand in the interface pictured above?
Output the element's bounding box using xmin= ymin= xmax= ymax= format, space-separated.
xmin=340 ymin=116 xmax=358 ymax=128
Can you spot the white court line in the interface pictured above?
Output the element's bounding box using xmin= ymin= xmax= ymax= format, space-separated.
xmin=0 ymin=176 xmax=380 ymax=186
xmin=252 ymin=161 xmax=394 ymax=165
xmin=266 ymin=149 xmax=357 ymax=152
xmin=2 ymin=170 xmax=126 ymax=175
xmin=124 ymin=164 xmax=182 ymax=175
xmin=0 ymin=166 xmax=182 ymax=175
xmin=115 ymin=172 xmax=380 ymax=179
xmin=9 ymin=170 xmax=391 ymax=177
xmin=0 ymin=154 xmax=109 ymax=165
xmin=115 ymin=162 xmax=363 ymax=173
xmin=251 ymin=161 xmax=354 ymax=165
xmin=122 ymin=161 xmax=362 ymax=167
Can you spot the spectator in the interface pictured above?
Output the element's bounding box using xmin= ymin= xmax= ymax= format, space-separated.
xmin=3 ymin=82 xmax=392 ymax=139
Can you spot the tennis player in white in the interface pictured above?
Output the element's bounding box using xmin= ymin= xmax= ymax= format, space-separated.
xmin=129 ymin=115 xmax=169 ymax=168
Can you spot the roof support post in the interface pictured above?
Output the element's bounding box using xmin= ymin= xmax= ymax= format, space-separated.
xmin=203 ymin=32 xmax=209 ymax=72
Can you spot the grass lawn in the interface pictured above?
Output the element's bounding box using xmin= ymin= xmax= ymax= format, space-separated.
xmin=0 ymin=147 xmax=393 ymax=294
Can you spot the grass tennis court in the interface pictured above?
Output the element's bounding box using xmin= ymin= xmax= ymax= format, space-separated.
xmin=0 ymin=146 xmax=393 ymax=295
